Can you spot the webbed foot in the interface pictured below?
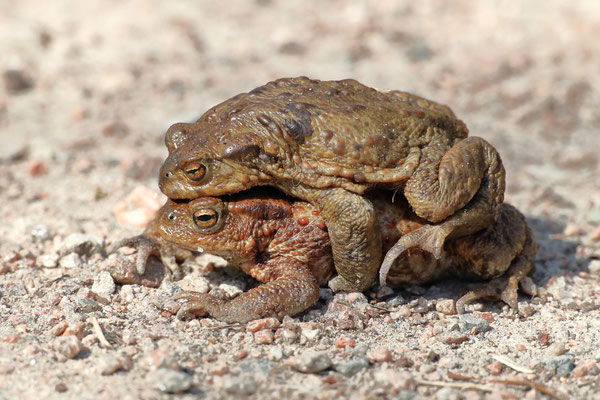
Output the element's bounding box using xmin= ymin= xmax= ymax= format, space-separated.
xmin=456 ymin=276 xmax=519 ymax=313
xmin=108 ymin=234 xmax=182 ymax=280
xmin=379 ymin=223 xmax=452 ymax=287
xmin=173 ymin=291 xmax=223 ymax=319
xmin=455 ymin=225 xmax=537 ymax=313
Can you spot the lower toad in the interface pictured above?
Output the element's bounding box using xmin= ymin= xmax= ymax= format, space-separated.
xmin=110 ymin=191 xmax=536 ymax=323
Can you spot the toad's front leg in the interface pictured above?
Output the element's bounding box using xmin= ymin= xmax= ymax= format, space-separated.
xmin=107 ymin=233 xmax=183 ymax=280
xmin=174 ymin=265 xmax=320 ymax=323
xmin=307 ymin=188 xmax=381 ymax=292
xmin=380 ymin=136 xmax=505 ymax=286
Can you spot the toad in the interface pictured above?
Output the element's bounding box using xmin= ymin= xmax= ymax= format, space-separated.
xmin=114 ymin=191 xmax=535 ymax=323
xmin=157 ymin=77 xmax=505 ymax=293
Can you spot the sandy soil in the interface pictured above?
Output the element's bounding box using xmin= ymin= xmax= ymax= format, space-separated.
xmin=1 ymin=1 xmax=600 ymax=399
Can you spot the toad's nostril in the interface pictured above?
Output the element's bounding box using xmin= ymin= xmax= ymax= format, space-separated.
xmin=165 ymin=171 xmax=173 ymax=178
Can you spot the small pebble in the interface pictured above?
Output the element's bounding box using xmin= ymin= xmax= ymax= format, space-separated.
xmin=409 ymin=297 xmax=429 ymax=313
xmin=267 ymin=347 xmax=283 ymax=361
xmin=27 ymin=160 xmax=47 ymax=176
xmin=247 ymin=317 xmax=280 ymax=333
xmin=219 ymin=282 xmax=243 ymax=297
xmin=589 ymin=260 xmax=600 ymax=277
xmin=254 ymin=330 xmax=274 ymax=344
xmin=59 ymin=253 xmax=82 ymax=269
xmin=420 ymin=364 xmax=435 ymax=374
xmin=538 ymin=332 xmax=550 ymax=346
xmin=391 ymin=305 xmax=412 ymax=319
xmin=75 ymin=298 xmax=102 ymax=313
xmin=0 ymin=143 xmax=28 ymax=163
xmin=63 ymin=321 xmax=85 ymax=339
xmin=235 ymin=359 xmax=273 ymax=375
xmin=299 ymin=324 xmax=321 ymax=341
xmin=3 ymin=69 xmax=34 ymax=93
xmin=473 ymin=311 xmax=494 ymax=324
xmin=539 ymin=355 xmax=575 ymax=376
xmin=563 ymin=223 xmax=581 ymax=237
xmin=146 ymin=368 xmax=192 ymax=394
xmin=345 ymin=292 xmax=368 ymax=305
xmin=277 ymin=328 xmax=298 ymax=343
xmin=350 ymin=343 xmax=368 ymax=357
xmin=443 ymin=334 xmax=468 ymax=346
xmin=236 ymin=349 xmax=249 ymax=360
xmin=53 ymin=336 xmax=83 ymax=362
xmin=49 ymin=321 xmax=68 ymax=337
xmin=519 ymin=304 xmax=536 ymax=317
xmin=435 ymin=299 xmax=457 ymax=315
xmin=544 ymin=342 xmax=566 ymax=357
xmin=30 ymin=224 xmax=51 ymax=242
xmin=59 ymin=233 xmax=104 ymax=257
xmin=334 ymin=357 xmax=369 ymax=377
xmin=223 ymin=375 xmax=258 ymax=396
xmin=385 ymin=295 xmax=406 ymax=307
xmin=92 ymin=271 xmax=116 ymax=299
xmin=571 ymin=364 xmax=591 ymax=378
xmin=458 ymin=315 xmax=490 ymax=334
xmin=98 ymin=353 xmax=133 ymax=375
xmin=334 ymin=336 xmax=356 ymax=348
xmin=367 ymin=347 xmax=393 ymax=363
xmin=39 ymin=253 xmax=59 ymax=268
xmin=287 ymin=351 xmax=332 ymax=373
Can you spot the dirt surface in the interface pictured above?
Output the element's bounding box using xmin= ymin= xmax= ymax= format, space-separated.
xmin=1 ymin=1 xmax=600 ymax=399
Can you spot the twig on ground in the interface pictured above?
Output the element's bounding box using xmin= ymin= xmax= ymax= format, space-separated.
xmin=441 ymin=371 xmax=568 ymax=400
xmin=91 ymin=317 xmax=112 ymax=348
xmin=486 ymin=378 xmax=568 ymax=400
xmin=492 ymin=354 xmax=534 ymax=374
xmin=416 ymin=379 xmax=494 ymax=392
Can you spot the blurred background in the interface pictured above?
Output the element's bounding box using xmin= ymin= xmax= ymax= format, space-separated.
xmin=1 ymin=0 xmax=599 ymax=238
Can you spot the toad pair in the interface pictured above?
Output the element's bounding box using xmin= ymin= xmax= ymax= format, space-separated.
xmin=111 ymin=77 xmax=536 ymax=322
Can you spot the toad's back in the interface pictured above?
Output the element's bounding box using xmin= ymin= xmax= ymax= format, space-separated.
xmin=184 ymin=77 xmax=469 ymax=191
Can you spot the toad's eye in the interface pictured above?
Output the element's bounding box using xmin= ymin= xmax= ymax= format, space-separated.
xmin=193 ymin=208 xmax=218 ymax=229
xmin=184 ymin=162 xmax=206 ymax=181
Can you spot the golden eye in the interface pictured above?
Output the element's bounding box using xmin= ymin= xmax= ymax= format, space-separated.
xmin=184 ymin=162 xmax=206 ymax=181
xmin=193 ymin=208 xmax=218 ymax=229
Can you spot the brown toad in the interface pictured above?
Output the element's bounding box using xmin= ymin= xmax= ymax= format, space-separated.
xmin=158 ymin=77 xmax=506 ymax=292
xmin=118 ymin=191 xmax=535 ymax=323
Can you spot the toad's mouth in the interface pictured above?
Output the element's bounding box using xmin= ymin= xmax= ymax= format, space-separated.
xmin=220 ymin=185 xmax=293 ymax=202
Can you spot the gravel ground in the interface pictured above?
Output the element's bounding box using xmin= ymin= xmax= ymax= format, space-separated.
xmin=1 ymin=1 xmax=600 ymax=399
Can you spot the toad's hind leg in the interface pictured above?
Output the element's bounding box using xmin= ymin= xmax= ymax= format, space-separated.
xmin=380 ymin=136 xmax=505 ymax=286
xmin=174 ymin=268 xmax=320 ymax=323
xmin=456 ymin=225 xmax=537 ymax=312
xmin=311 ymin=188 xmax=381 ymax=292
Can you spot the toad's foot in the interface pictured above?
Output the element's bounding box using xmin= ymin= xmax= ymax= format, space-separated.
xmin=455 ymin=225 xmax=537 ymax=313
xmin=107 ymin=234 xmax=182 ymax=280
xmin=456 ymin=276 xmax=519 ymax=313
xmin=174 ymin=269 xmax=320 ymax=323
xmin=379 ymin=222 xmax=453 ymax=287
xmin=311 ymin=188 xmax=381 ymax=292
